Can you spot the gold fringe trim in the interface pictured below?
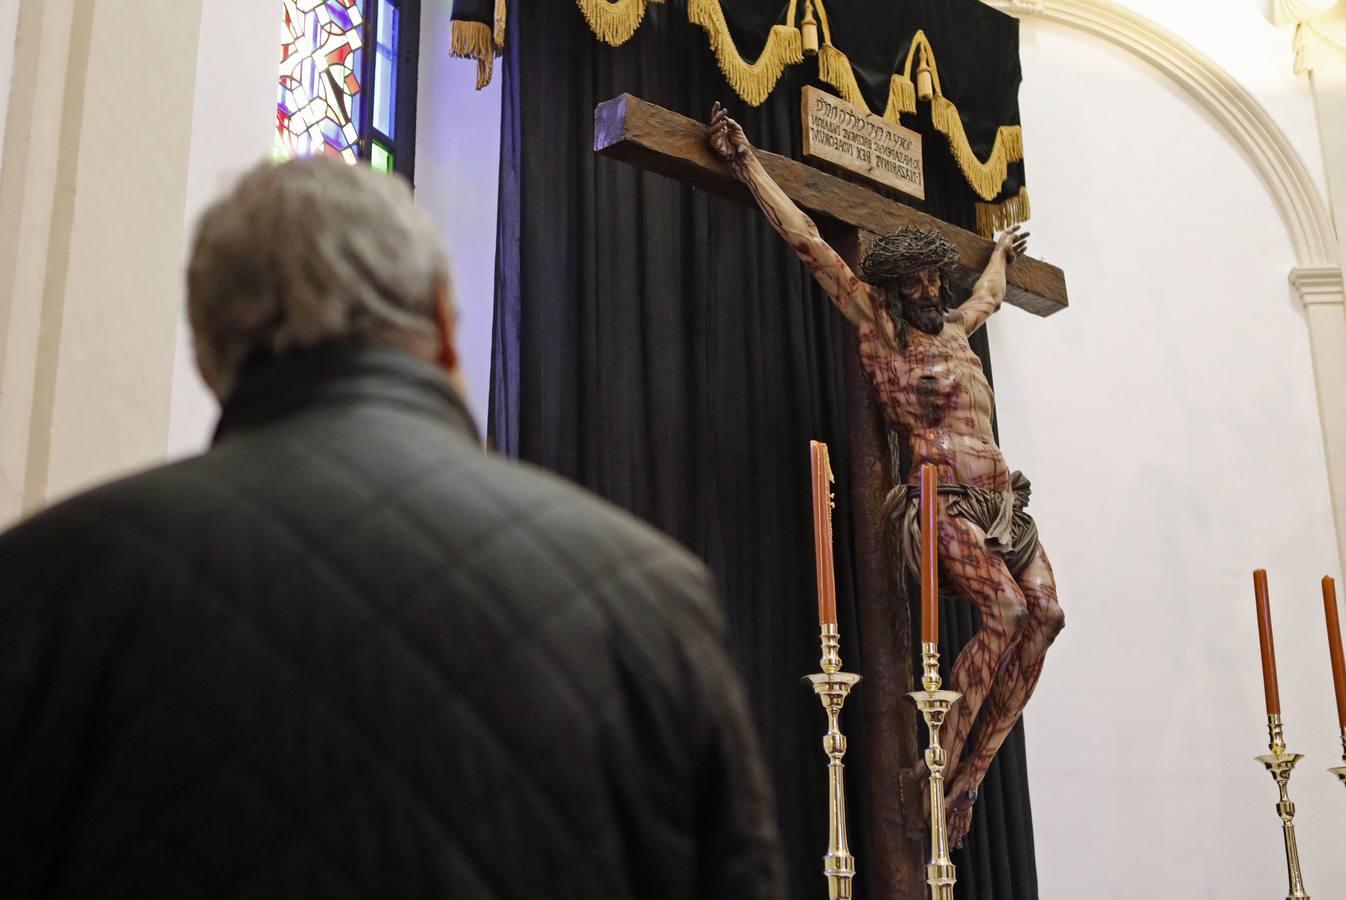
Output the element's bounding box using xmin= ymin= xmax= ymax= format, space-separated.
xmin=556 ymin=4 xmax=1027 ymax=204
xmin=817 ymin=44 xmax=864 ymax=108
xmin=494 ymin=0 xmax=507 ymax=49
xmin=975 ymin=187 xmax=1031 ymax=238
xmin=893 ymin=29 xmax=1024 ymax=202
xmin=688 ymin=0 xmax=802 ymax=107
xmin=889 ymin=74 xmax=916 ymax=117
xmin=811 ymin=0 xmax=920 ymax=122
xmin=575 ymin=0 xmax=665 ymax=47
xmin=450 ymin=20 xmax=495 ymax=90
xmin=931 ymin=96 xmax=1023 ymax=201
xmin=817 ymin=43 xmax=918 ymax=124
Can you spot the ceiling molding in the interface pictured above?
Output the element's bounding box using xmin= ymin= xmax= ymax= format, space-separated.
xmin=988 ymin=0 xmax=1338 ymax=267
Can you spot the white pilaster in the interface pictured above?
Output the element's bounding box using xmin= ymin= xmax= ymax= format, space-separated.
xmin=1292 ymin=265 xmax=1346 ymax=574
xmin=0 ymin=0 xmax=206 ymax=526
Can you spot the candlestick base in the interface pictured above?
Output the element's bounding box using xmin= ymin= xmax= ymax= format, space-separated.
xmin=907 ymin=642 xmax=961 ymax=900
xmin=1255 ymin=715 xmax=1310 ymax=900
xmin=805 ymin=626 xmax=860 ymax=900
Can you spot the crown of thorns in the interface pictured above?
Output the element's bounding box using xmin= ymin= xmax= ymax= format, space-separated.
xmin=860 ymin=227 xmax=960 ymax=283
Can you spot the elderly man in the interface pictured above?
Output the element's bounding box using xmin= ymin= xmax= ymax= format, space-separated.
xmin=0 ymin=158 xmax=783 ymax=899
xmin=709 ymin=104 xmax=1064 ymax=847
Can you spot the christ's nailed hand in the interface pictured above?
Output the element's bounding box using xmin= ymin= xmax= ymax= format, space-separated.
xmin=709 ymin=102 xmax=750 ymax=164
xmin=996 ymin=224 xmax=1030 ymax=265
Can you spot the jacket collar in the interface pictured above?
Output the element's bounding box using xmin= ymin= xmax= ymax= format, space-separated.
xmin=212 ymin=344 xmax=481 ymax=446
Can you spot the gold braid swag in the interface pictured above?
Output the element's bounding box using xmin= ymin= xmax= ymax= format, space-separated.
xmin=453 ymin=0 xmax=1029 ymax=234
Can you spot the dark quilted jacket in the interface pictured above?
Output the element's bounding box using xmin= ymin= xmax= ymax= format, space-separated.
xmin=0 ymin=346 xmax=784 ymax=899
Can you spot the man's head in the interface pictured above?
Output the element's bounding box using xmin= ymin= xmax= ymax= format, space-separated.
xmin=859 ymin=226 xmax=960 ymax=335
xmin=187 ymin=156 xmax=456 ymax=400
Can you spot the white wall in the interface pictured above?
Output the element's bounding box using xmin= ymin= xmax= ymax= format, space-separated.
xmin=992 ymin=17 xmax=1345 ymax=897
xmin=0 ymin=0 xmax=20 ymax=171
xmin=1122 ymin=0 xmax=1328 ymax=198
xmin=0 ymin=0 xmax=207 ymax=524
xmin=413 ymin=3 xmax=502 ymax=428
xmin=164 ymin=0 xmax=277 ymax=459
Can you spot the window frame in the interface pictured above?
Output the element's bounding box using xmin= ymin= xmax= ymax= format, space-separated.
xmin=356 ymin=0 xmax=421 ymax=182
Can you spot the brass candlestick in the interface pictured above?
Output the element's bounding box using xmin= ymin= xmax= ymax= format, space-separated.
xmin=1255 ymin=714 xmax=1310 ymax=900
xmin=805 ymin=623 xmax=860 ymax=900
xmin=1330 ymin=727 xmax=1346 ymax=787
xmin=907 ymin=641 xmax=961 ymax=900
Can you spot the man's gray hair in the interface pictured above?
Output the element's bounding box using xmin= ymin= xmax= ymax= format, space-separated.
xmin=187 ymin=156 xmax=450 ymax=398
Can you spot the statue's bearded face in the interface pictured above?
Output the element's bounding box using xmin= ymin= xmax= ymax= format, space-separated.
xmin=892 ymin=266 xmax=945 ymax=335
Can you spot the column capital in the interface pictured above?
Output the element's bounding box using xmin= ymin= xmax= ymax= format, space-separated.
xmin=1291 ymin=265 xmax=1345 ymax=306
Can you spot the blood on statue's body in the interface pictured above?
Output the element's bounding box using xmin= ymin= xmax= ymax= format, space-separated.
xmin=858 ymin=316 xmax=1006 ymax=493
xmin=708 ymin=102 xmax=1065 ymax=848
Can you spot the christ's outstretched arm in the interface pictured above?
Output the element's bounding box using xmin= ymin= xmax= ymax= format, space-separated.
xmin=708 ymin=103 xmax=879 ymax=329
xmin=954 ymin=226 xmax=1029 ymax=334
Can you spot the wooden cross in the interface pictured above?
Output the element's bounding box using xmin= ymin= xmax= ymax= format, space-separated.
xmin=594 ymin=93 xmax=1068 ymax=316
xmin=594 ymin=92 xmax=1067 ymax=900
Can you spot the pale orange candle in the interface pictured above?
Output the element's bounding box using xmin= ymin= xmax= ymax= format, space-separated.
xmin=920 ymin=464 xmax=939 ymax=644
xmin=1322 ymin=575 xmax=1346 ymax=729
xmin=1253 ymin=569 xmax=1281 ymax=716
xmin=810 ymin=441 xmax=837 ymax=628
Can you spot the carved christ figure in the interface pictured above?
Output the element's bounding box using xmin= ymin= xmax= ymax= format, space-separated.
xmin=708 ymin=103 xmax=1065 ymax=847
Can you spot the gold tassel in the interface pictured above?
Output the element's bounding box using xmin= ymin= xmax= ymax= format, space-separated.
xmin=975 ymin=187 xmax=1032 ymax=237
xmin=450 ymin=20 xmax=495 ymax=90
xmin=689 ymin=0 xmax=802 ymax=107
xmin=812 ymin=0 xmax=835 ymax=44
xmin=915 ymin=43 xmax=934 ymax=101
xmin=801 ymin=0 xmax=818 ymax=57
xmin=494 ymin=0 xmax=507 ymax=49
xmin=899 ymin=31 xmax=942 ymax=95
xmin=575 ymin=0 xmax=665 ymax=47
xmin=931 ymin=95 xmax=1024 ymax=201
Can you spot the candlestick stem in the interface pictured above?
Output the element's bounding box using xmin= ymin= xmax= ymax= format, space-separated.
xmin=820 ymin=622 xmax=842 ymax=674
xmin=907 ymin=641 xmax=960 ymax=900
xmin=1255 ymin=714 xmax=1310 ymax=900
xmin=1330 ymin=727 xmax=1346 ymax=788
xmin=805 ymin=626 xmax=860 ymax=900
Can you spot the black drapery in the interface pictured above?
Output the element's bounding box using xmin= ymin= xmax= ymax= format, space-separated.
xmin=488 ymin=2 xmax=1036 ymax=897
xmin=818 ymin=0 xmax=1029 ymax=225
xmin=457 ymin=1 xmax=1030 ymax=232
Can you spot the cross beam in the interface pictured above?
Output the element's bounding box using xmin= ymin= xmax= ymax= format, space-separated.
xmin=594 ymin=93 xmax=1068 ymax=317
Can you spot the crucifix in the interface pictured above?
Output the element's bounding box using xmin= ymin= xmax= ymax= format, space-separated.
xmin=595 ymin=92 xmax=1068 ymax=900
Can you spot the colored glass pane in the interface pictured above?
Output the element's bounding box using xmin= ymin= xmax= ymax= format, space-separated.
xmin=372 ymin=0 xmax=399 ymax=139
xmin=276 ymin=0 xmax=366 ymax=165
xmin=371 ymin=141 xmax=393 ymax=174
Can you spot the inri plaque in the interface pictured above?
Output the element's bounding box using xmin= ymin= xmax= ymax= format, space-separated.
xmin=801 ymin=85 xmax=924 ymax=201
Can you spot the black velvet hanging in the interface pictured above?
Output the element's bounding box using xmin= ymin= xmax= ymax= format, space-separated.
xmin=487 ymin=3 xmax=1037 ymax=897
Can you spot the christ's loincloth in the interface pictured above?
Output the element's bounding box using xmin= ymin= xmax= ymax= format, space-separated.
xmin=883 ymin=471 xmax=1039 ymax=592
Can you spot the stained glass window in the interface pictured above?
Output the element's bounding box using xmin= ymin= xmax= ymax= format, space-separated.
xmin=276 ymin=0 xmax=419 ymax=177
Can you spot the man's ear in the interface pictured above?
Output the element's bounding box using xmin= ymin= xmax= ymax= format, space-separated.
xmin=433 ymin=277 xmax=458 ymax=375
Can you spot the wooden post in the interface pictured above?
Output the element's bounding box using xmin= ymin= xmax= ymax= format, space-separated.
xmin=832 ymin=226 xmax=925 ymax=900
